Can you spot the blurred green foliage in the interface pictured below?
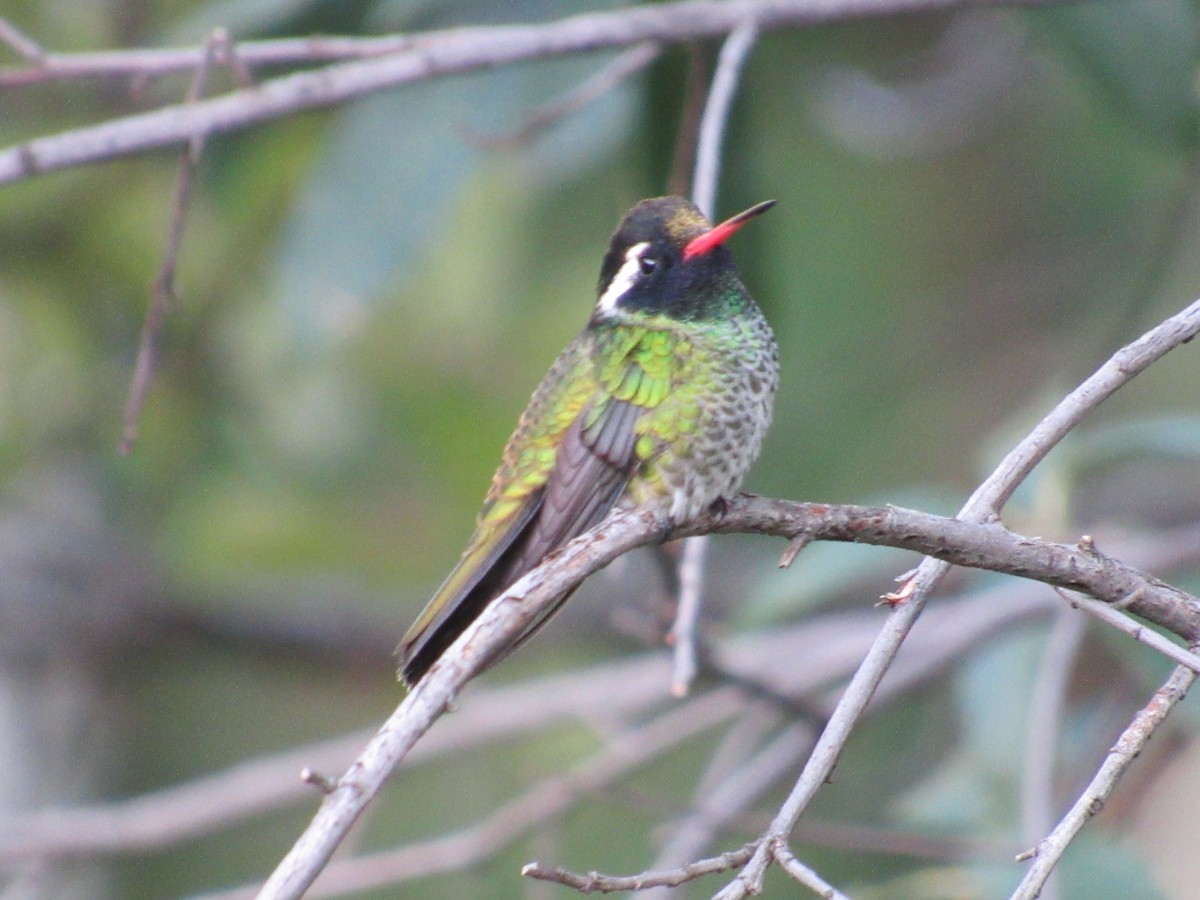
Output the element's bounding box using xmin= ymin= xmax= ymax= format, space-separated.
xmin=3 ymin=0 xmax=1200 ymax=896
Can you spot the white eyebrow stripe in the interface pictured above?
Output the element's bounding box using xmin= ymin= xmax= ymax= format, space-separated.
xmin=595 ymin=241 xmax=650 ymax=317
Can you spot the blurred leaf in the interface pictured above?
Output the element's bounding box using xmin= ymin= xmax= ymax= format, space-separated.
xmin=897 ymin=624 xmax=1046 ymax=831
xmin=1058 ymin=831 xmax=1164 ymax=900
xmin=1032 ymin=0 xmax=1200 ymax=147
xmin=272 ymin=58 xmax=639 ymax=345
xmin=894 ymin=748 xmax=1002 ymax=830
xmin=271 ymin=75 xmax=492 ymax=343
xmin=955 ymin=624 xmax=1046 ymax=774
xmin=1073 ymin=415 xmax=1200 ymax=465
xmin=169 ymin=0 xmax=329 ymax=41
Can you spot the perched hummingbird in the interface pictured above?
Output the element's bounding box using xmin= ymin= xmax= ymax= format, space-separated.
xmin=398 ymin=196 xmax=779 ymax=685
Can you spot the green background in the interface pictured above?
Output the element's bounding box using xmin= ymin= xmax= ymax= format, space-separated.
xmin=3 ymin=0 xmax=1200 ymax=897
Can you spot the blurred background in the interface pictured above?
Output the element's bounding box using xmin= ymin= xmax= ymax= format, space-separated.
xmin=3 ymin=0 xmax=1200 ymax=897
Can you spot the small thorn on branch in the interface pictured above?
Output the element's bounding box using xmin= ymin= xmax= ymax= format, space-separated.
xmin=1015 ymin=845 xmax=1038 ymax=863
xmin=779 ymin=531 xmax=812 ymax=568
xmin=300 ymin=767 xmax=338 ymax=794
xmin=1112 ymin=586 xmax=1145 ymax=611
xmin=880 ymin=575 xmax=917 ymax=608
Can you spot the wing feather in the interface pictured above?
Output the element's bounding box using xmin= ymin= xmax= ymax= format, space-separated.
xmin=399 ymin=327 xmax=677 ymax=684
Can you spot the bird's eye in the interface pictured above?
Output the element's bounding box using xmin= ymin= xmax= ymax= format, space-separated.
xmin=638 ymin=256 xmax=659 ymax=276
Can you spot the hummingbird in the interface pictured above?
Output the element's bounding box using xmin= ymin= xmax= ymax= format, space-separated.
xmin=398 ymin=196 xmax=779 ymax=685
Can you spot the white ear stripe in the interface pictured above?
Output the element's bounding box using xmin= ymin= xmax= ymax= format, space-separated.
xmin=595 ymin=241 xmax=650 ymax=316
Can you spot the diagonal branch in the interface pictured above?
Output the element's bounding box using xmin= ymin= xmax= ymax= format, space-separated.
xmin=1011 ymin=663 xmax=1197 ymax=899
xmin=119 ymin=29 xmax=224 ymax=454
xmin=1018 ymin=606 xmax=1087 ymax=900
xmin=0 ymin=16 xmax=44 ymax=62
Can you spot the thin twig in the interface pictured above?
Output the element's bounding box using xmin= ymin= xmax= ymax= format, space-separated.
xmin=773 ymin=841 xmax=850 ymax=900
xmin=0 ymin=0 xmax=1066 ymax=90
xmin=119 ymin=29 xmax=223 ymax=454
xmin=523 ymin=843 xmax=757 ymax=893
xmin=0 ymin=34 xmax=419 ymax=86
xmin=1018 ymin=607 xmax=1087 ymax=900
xmin=1052 ymin=586 xmax=1200 ymax=673
xmin=648 ymin=581 xmax=1056 ymax=897
xmin=1010 ymin=663 xmax=1197 ymax=900
xmin=669 ymin=533 xmax=708 ymax=696
xmin=0 ymin=16 xmax=44 ymax=62
xmin=714 ymin=295 xmax=1200 ymax=898
xmin=691 ymin=20 xmax=759 ymax=218
xmin=0 ymin=0 xmax=1069 ymax=186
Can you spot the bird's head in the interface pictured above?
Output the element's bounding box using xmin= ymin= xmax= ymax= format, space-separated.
xmin=593 ymin=195 xmax=774 ymax=323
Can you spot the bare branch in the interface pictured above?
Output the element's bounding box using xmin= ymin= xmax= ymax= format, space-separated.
xmin=668 ymin=533 xmax=708 ymax=696
xmin=1053 ymin=585 xmax=1200 ymax=670
xmin=0 ymin=1 xmax=1070 ymax=89
xmin=773 ymin=841 xmax=850 ymax=900
xmin=715 ymin=294 xmax=1200 ymax=898
xmin=15 ymin=525 xmax=1189 ymax=890
xmin=0 ymin=0 xmax=1069 ymax=186
xmin=547 ymin=580 xmax=1071 ymax=899
xmin=523 ymin=844 xmax=756 ymax=893
xmin=1010 ymin=663 xmax=1197 ymax=899
xmin=1018 ymin=607 xmax=1087 ymax=900
xmin=4 ymin=504 xmax=1195 ymax=890
xmin=0 ymin=584 xmax=1038 ymax=869
xmin=0 ymin=16 xmax=44 ymax=62
xmin=0 ymin=35 xmax=418 ymax=86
